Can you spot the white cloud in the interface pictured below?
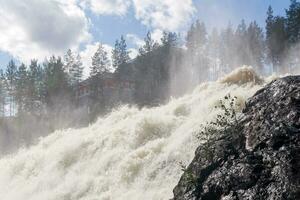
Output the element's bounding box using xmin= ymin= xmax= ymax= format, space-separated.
xmin=0 ymin=0 xmax=197 ymax=65
xmin=0 ymin=0 xmax=91 ymax=63
xmin=80 ymin=0 xmax=131 ymax=16
xmin=129 ymin=48 xmax=138 ymax=59
xmin=126 ymin=34 xmax=144 ymax=47
xmin=80 ymin=42 xmax=113 ymax=78
xmin=151 ymin=29 xmax=164 ymax=44
xmin=132 ymin=0 xmax=196 ymax=31
xmin=126 ymin=29 xmax=165 ymax=49
xmin=81 ymin=0 xmax=196 ymax=31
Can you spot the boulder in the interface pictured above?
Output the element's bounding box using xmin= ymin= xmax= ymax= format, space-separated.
xmin=173 ymin=76 xmax=300 ymax=200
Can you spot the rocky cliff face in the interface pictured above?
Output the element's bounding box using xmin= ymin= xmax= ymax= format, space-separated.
xmin=173 ymin=76 xmax=300 ymax=200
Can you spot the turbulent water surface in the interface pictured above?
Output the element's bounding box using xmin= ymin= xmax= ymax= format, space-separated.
xmin=0 ymin=67 xmax=267 ymax=200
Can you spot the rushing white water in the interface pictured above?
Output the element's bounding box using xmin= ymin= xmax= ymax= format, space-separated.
xmin=0 ymin=67 xmax=267 ymax=200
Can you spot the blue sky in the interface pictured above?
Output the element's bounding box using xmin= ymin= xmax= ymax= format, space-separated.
xmin=0 ymin=0 xmax=292 ymax=74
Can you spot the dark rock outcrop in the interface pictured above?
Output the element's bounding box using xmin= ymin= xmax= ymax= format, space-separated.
xmin=173 ymin=76 xmax=300 ymax=200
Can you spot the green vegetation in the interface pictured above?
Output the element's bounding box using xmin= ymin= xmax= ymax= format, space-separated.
xmin=0 ymin=0 xmax=300 ymax=153
xmin=198 ymin=95 xmax=240 ymax=140
xmin=197 ymin=95 xmax=242 ymax=161
xmin=180 ymin=94 xmax=241 ymax=174
xmin=178 ymin=94 xmax=243 ymax=197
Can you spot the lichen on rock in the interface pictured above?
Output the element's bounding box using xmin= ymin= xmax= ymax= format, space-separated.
xmin=173 ymin=76 xmax=300 ymax=200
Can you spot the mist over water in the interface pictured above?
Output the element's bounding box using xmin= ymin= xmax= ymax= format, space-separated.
xmin=0 ymin=67 xmax=266 ymax=200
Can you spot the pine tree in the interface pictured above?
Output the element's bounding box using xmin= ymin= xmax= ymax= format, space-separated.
xmin=0 ymin=70 xmax=6 ymax=117
xmin=235 ymin=19 xmax=248 ymax=67
xmin=186 ymin=20 xmax=207 ymax=73
xmin=28 ymin=60 xmax=38 ymax=100
xmin=187 ymin=21 xmax=209 ymax=81
xmin=186 ymin=24 xmax=198 ymax=82
xmin=89 ymin=43 xmax=111 ymax=117
xmin=286 ymin=0 xmax=300 ymax=44
xmin=43 ymin=56 xmax=72 ymax=129
xmin=16 ymin=63 xmax=28 ymax=115
xmin=207 ymin=28 xmax=221 ymax=79
xmin=64 ymin=49 xmax=75 ymax=84
xmin=195 ymin=22 xmax=208 ymax=80
xmin=64 ymin=49 xmax=75 ymax=74
xmin=266 ymin=12 xmax=287 ymax=73
xmin=112 ymin=39 xmax=120 ymax=69
xmin=5 ymin=60 xmax=17 ymax=116
xmin=112 ymin=35 xmax=130 ymax=74
xmin=45 ymin=56 xmax=70 ymax=107
xmin=119 ymin=35 xmax=131 ymax=65
xmin=266 ymin=6 xmax=274 ymax=43
xmin=74 ymin=54 xmax=83 ymax=84
xmin=186 ymin=23 xmax=197 ymax=52
xmin=139 ymin=31 xmax=158 ymax=55
xmin=161 ymin=31 xmax=178 ymax=47
xmin=64 ymin=49 xmax=82 ymax=85
xmin=285 ymin=0 xmax=300 ymax=72
xmin=26 ymin=59 xmax=43 ymax=114
xmin=112 ymin=36 xmax=130 ymax=79
xmin=220 ymin=23 xmax=235 ymax=73
xmin=247 ymin=21 xmax=265 ymax=71
xmin=34 ymin=60 xmax=46 ymax=110
xmin=266 ymin=6 xmax=275 ymax=67
xmin=90 ymin=43 xmax=110 ymax=77
xmin=194 ymin=21 xmax=207 ymax=52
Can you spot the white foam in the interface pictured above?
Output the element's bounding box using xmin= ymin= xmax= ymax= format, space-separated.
xmin=0 ymin=67 xmax=264 ymax=200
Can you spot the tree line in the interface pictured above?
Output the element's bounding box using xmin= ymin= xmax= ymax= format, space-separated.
xmin=182 ymin=1 xmax=300 ymax=81
xmin=0 ymin=34 xmax=135 ymax=153
xmin=133 ymin=1 xmax=300 ymax=98
xmin=0 ymin=0 xmax=299 ymax=153
xmin=1 ymin=1 xmax=299 ymax=117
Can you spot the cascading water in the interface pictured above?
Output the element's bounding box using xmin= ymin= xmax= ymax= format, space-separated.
xmin=0 ymin=66 xmax=268 ymax=200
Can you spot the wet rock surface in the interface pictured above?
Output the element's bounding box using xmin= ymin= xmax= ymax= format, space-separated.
xmin=173 ymin=76 xmax=300 ymax=200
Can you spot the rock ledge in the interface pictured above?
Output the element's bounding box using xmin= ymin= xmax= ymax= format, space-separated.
xmin=173 ymin=76 xmax=300 ymax=200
